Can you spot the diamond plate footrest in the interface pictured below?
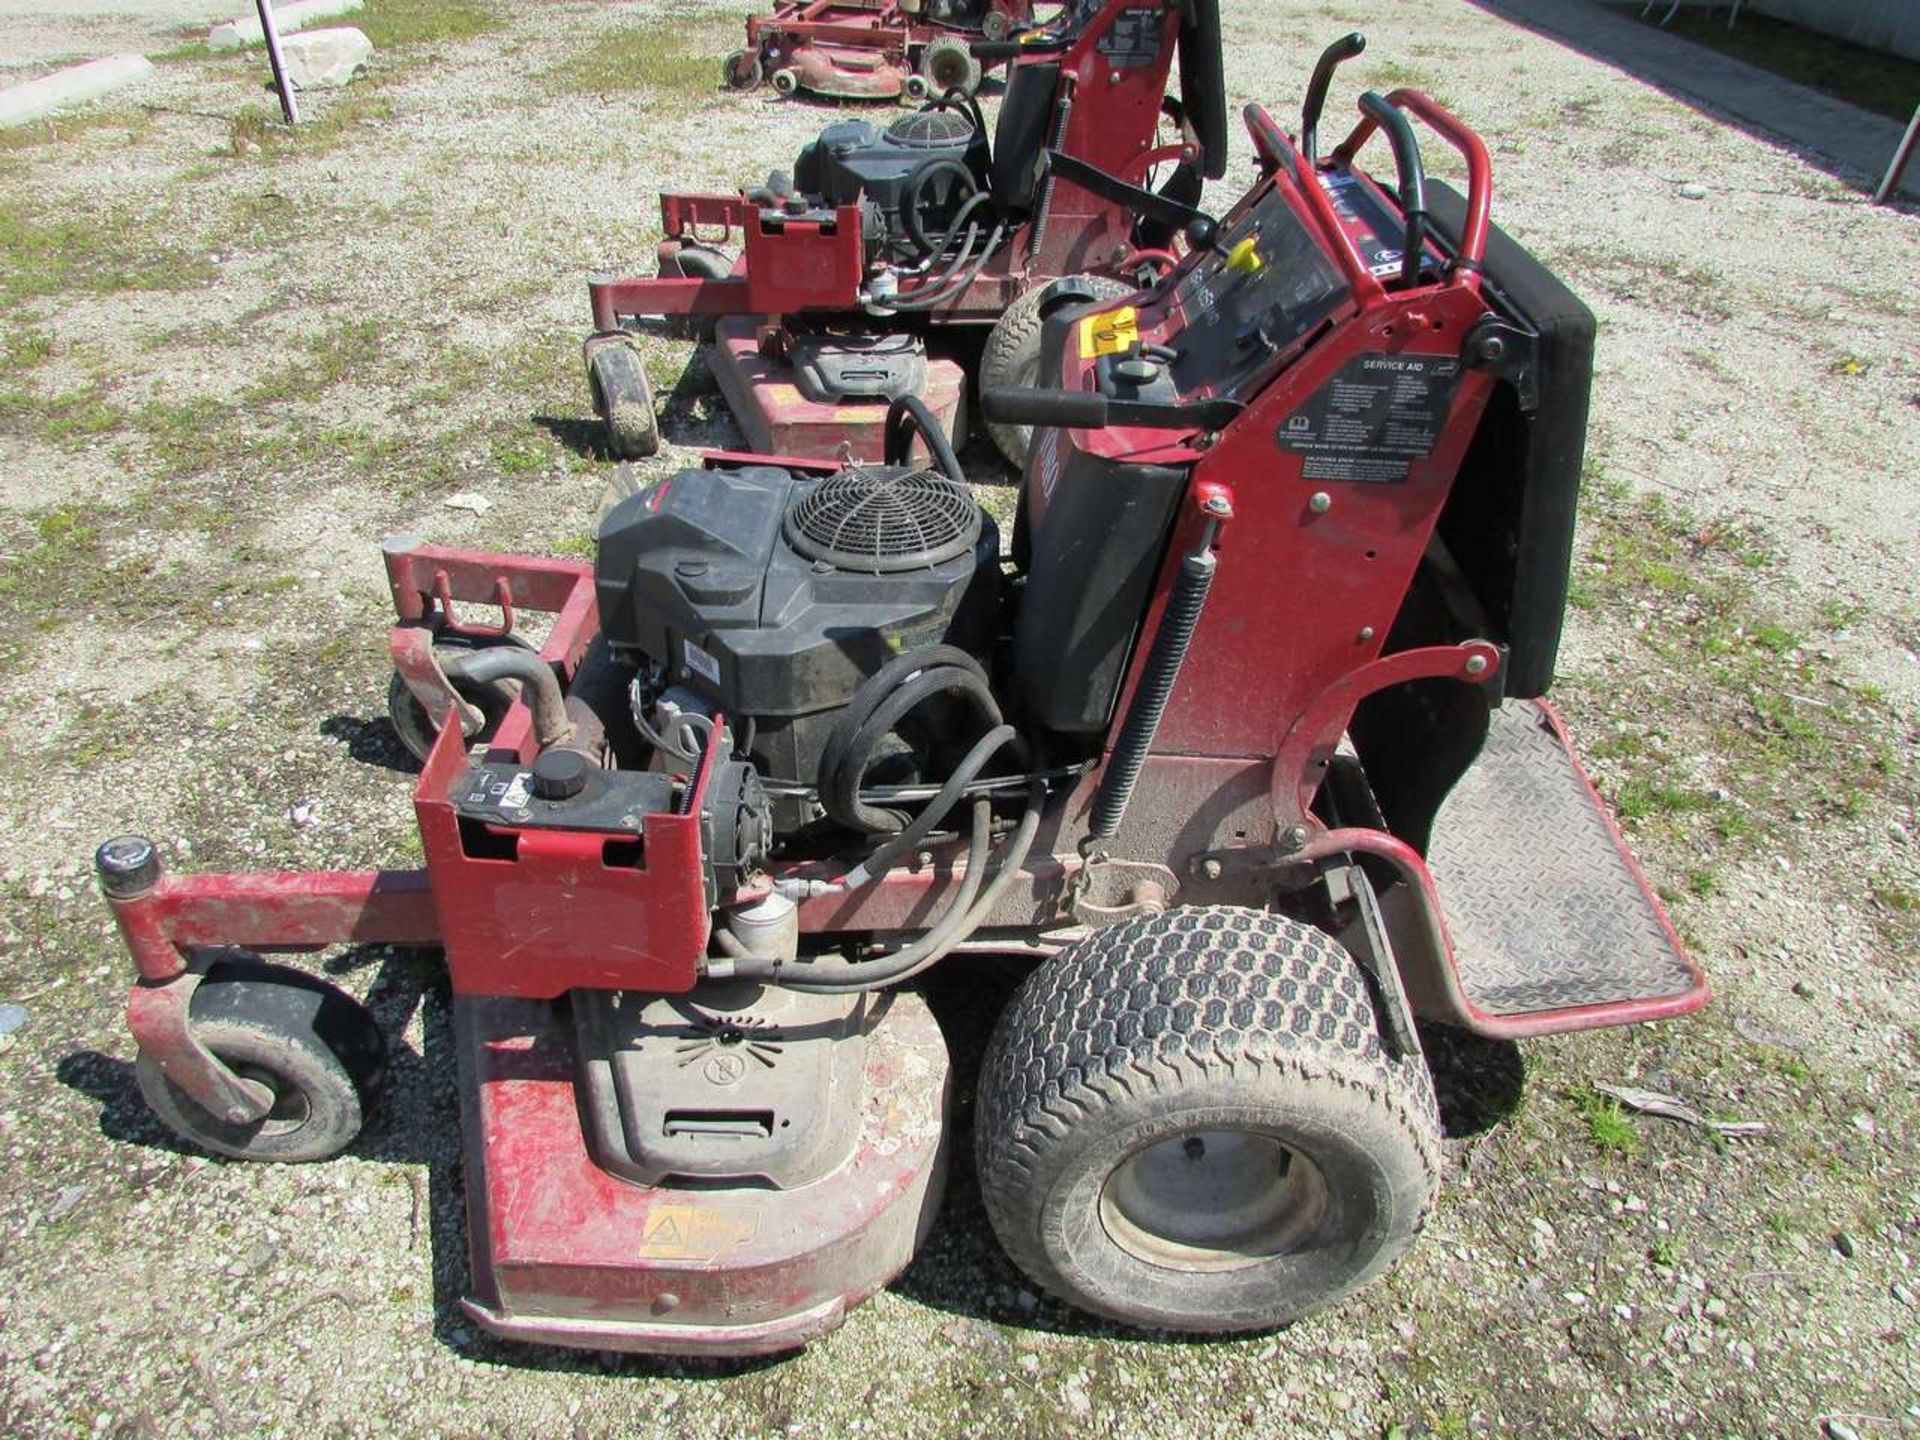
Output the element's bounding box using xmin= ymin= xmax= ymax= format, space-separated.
xmin=1425 ymin=699 xmax=1705 ymax=1020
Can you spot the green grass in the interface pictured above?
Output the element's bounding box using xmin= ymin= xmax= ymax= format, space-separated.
xmin=1571 ymin=1086 xmax=1642 ymax=1156
xmin=0 ymin=202 xmax=216 ymax=305
xmin=356 ymin=0 xmax=502 ymax=48
xmin=1620 ymin=6 xmax=1920 ymax=124
xmin=543 ymin=19 xmax=717 ymax=99
xmin=243 ymin=320 xmax=389 ymax=405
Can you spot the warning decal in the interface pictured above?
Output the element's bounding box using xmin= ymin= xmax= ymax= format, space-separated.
xmin=1095 ymin=5 xmax=1164 ymax=67
xmin=639 ymin=1203 xmax=759 ymax=1260
xmin=1078 ymin=305 xmax=1139 ymax=358
xmin=1273 ymin=352 xmax=1461 ymax=484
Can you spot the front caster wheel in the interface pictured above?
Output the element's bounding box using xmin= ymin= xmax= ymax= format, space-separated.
xmin=771 ymin=66 xmax=799 ymax=97
xmin=136 ymin=957 xmax=386 ymax=1163
xmin=721 ymin=48 xmax=762 ymax=91
xmin=587 ymin=340 xmax=659 ymax=459
xmin=974 ymin=908 xmax=1440 ymax=1333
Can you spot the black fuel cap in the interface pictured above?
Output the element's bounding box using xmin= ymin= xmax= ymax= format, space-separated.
xmin=530 ymin=748 xmax=590 ymax=802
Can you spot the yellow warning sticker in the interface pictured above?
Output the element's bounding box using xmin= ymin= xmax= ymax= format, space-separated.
xmin=638 ymin=1204 xmax=760 ymax=1260
xmin=1078 ymin=306 xmax=1139 ymax=359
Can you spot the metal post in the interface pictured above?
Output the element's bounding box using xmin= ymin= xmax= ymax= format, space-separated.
xmin=256 ymin=0 xmax=300 ymax=126
xmin=1874 ymin=104 xmax=1919 ymax=206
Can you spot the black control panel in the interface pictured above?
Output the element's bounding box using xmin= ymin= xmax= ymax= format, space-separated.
xmin=1167 ymin=186 xmax=1348 ymax=399
xmin=454 ymin=752 xmax=680 ymax=836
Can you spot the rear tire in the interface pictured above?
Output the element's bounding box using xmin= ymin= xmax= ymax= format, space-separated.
xmin=980 ymin=273 xmax=1132 ymax=467
xmin=974 ymin=907 xmax=1440 ymax=1333
xmin=386 ymin=632 xmax=535 ymax=764
xmin=136 ymin=957 xmax=386 ymax=1163
xmin=587 ymin=341 xmax=659 ymax=459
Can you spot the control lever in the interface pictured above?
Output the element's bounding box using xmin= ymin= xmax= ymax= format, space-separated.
xmin=1300 ymin=32 xmax=1366 ymax=167
xmin=1043 ymin=151 xmax=1220 ymax=252
xmin=1337 ymin=92 xmax=1428 ymax=287
xmin=981 ymin=388 xmax=1242 ymax=433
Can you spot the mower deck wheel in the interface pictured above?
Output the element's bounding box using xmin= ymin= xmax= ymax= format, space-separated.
xmin=919 ymin=36 xmax=982 ymax=98
xmin=722 ymin=48 xmax=763 ymax=91
xmin=387 ymin=631 xmax=536 ymax=764
xmin=136 ymin=956 xmax=386 ymax=1163
xmin=771 ymin=67 xmax=800 ymax=97
xmin=902 ymin=73 xmax=931 ymax=103
xmin=974 ymin=907 xmax=1441 ymax=1332
xmin=587 ymin=341 xmax=659 ymax=460
xmin=981 ymin=273 xmax=1132 ymax=466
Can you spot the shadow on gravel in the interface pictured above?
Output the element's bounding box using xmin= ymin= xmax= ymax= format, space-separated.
xmin=320 ymin=713 xmax=420 ymax=775
xmin=1419 ymin=1021 xmax=1527 ymax=1139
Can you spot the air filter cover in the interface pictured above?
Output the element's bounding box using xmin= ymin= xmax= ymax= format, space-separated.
xmin=784 ymin=465 xmax=981 ymax=573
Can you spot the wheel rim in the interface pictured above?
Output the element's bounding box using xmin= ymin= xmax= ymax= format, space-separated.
xmin=1099 ymin=1129 xmax=1330 ymax=1272
xmin=930 ymin=52 xmax=969 ymax=91
xmin=229 ymin=1062 xmax=314 ymax=1136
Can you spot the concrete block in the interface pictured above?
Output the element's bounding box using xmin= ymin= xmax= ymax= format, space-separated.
xmin=281 ymin=26 xmax=372 ymax=89
xmin=0 ymin=54 xmax=156 ymax=129
xmin=208 ymin=0 xmax=365 ymax=52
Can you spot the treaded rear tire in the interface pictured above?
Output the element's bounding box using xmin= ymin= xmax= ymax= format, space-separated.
xmin=974 ymin=907 xmax=1440 ymax=1332
xmin=980 ymin=273 xmax=1131 ymax=467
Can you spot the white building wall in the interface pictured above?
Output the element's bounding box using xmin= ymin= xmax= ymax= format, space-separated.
xmin=1746 ymin=0 xmax=1920 ymax=63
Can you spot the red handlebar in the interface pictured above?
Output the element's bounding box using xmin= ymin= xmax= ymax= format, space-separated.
xmin=1341 ymin=87 xmax=1492 ymax=271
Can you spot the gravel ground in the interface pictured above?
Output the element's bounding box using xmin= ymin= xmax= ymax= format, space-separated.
xmin=1 ymin=2 xmax=1916 ymax=1437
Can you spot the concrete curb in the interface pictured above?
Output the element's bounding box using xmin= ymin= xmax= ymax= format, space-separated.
xmin=0 ymin=53 xmax=156 ymax=129
xmin=209 ymin=0 xmax=366 ymax=53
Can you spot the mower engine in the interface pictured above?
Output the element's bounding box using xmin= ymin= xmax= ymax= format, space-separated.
xmin=596 ymin=461 xmax=1000 ymax=833
xmin=791 ymin=108 xmax=986 ymax=262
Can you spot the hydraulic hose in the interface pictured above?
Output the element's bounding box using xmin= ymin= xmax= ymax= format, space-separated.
xmin=777 ymin=785 xmax=1044 ymax=993
xmin=840 ymin=722 xmax=1020 ymax=889
xmin=887 ymin=221 xmax=1006 ymax=311
xmin=440 ymin=646 xmax=572 ymax=748
xmin=901 ymin=159 xmax=982 ymax=260
xmin=883 ymin=393 xmax=963 ymax=481
xmin=821 ymin=660 xmax=1005 ymax=833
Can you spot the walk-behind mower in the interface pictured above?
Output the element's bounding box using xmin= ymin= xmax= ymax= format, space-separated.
xmin=99 ymin=38 xmax=1708 ymax=1356
xmin=585 ymin=0 xmax=1226 ymax=467
xmin=725 ymin=0 xmax=1048 ymax=102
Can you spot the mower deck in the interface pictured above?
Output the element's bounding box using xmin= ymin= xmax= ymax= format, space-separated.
xmin=1426 ymin=700 xmax=1705 ymax=1019
xmin=456 ymin=988 xmax=950 ymax=1355
xmin=709 ymin=317 xmax=966 ymax=463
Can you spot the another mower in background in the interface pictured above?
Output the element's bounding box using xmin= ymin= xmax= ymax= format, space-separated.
xmin=726 ymin=0 xmax=1048 ymax=102
xmin=586 ymin=0 xmax=1226 ymax=466
xmin=100 ymin=36 xmax=1710 ymax=1358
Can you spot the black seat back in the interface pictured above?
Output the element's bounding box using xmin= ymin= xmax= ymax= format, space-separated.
xmin=990 ymin=61 xmax=1062 ymax=213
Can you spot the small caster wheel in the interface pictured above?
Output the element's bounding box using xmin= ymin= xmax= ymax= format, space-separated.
xmin=903 ymin=73 xmax=931 ymax=103
xmin=586 ymin=339 xmax=659 ymax=459
xmin=385 ymin=631 xmax=535 ymax=765
xmin=981 ymin=9 xmax=1012 ymax=43
xmin=136 ymin=956 xmax=386 ymax=1163
xmin=920 ymin=35 xmax=981 ymax=97
xmin=771 ymin=67 xmax=800 ymax=97
xmin=722 ymin=48 xmax=762 ymax=91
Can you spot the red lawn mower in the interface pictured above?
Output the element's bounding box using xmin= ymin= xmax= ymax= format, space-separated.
xmin=725 ymin=0 xmax=1048 ymax=102
xmin=100 ymin=35 xmax=1707 ymax=1357
xmin=585 ymin=0 xmax=1227 ymax=468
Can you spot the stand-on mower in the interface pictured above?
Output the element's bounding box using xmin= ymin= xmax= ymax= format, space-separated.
xmin=725 ymin=0 xmax=1047 ymax=102
xmin=99 ymin=35 xmax=1707 ymax=1356
xmin=585 ymin=0 xmax=1226 ymax=467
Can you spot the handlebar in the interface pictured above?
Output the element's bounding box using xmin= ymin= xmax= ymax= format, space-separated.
xmin=1300 ymin=32 xmax=1365 ymax=167
xmin=981 ymin=388 xmax=1242 ymax=433
xmin=1337 ymin=87 xmax=1491 ymax=274
xmin=1353 ymin=91 xmax=1427 ymax=287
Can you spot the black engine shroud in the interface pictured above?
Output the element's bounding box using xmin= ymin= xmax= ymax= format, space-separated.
xmin=792 ymin=110 xmax=986 ymax=259
xmin=596 ymin=465 xmax=999 ymax=827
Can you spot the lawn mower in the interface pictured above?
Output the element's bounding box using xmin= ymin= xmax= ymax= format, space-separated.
xmin=724 ymin=0 xmax=1049 ymax=102
xmin=99 ymin=36 xmax=1708 ymax=1356
xmin=585 ymin=0 xmax=1227 ymax=467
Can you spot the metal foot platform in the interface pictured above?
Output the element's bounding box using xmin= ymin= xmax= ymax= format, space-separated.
xmin=1425 ymin=700 xmax=1706 ymax=1020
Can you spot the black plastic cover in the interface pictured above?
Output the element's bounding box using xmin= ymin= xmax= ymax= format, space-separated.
xmin=1178 ymin=0 xmax=1228 ymax=180
xmin=1424 ymin=180 xmax=1595 ymax=698
xmin=1015 ymin=441 xmax=1186 ymax=733
xmin=990 ymin=61 xmax=1061 ymax=212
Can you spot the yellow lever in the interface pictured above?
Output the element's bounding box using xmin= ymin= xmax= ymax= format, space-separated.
xmin=1225 ymin=236 xmax=1264 ymax=274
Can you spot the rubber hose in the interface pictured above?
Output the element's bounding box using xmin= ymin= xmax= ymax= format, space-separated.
xmin=815 ymin=646 xmax=990 ymax=811
xmin=440 ymin=647 xmax=573 ymax=748
xmin=777 ymin=798 xmax=990 ymax=992
xmin=783 ymin=784 xmax=1044 ymax=992
xmin=888 ymin=222 xmax=1005 ymax=311
xmin=916 ymin=189 xmax=991 ymax=263
xmin=900 ymin=159 xmax=980 ymax=260
xmin=823 ymin=663 xmax=1003 ymax=833
xmin=842 ymin=722 xmax=1019 ymax=888
xmin=883 ymin=393 xmax=964 ymax=482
